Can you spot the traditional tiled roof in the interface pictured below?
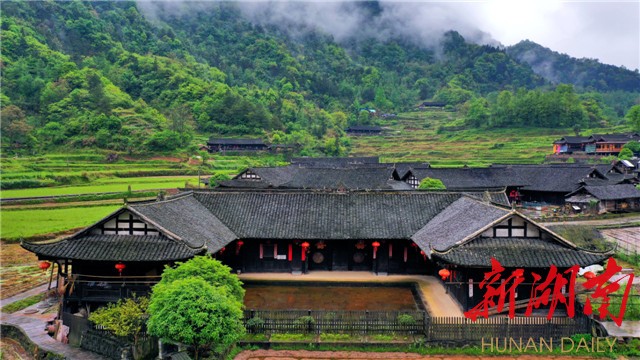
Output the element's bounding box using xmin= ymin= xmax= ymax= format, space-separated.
xmin=412 ymin=197 xmax=511 ymax=252
xmin=589 ymin=133 xmax=640 ymax=142
xmin=207 ymin=138 xmax=266 ymax=146
xmin=22 ymin=235 xmax=202 ymax=262
xmin=432 ymin=237 xmax=611 ymax=268
xmin=570 ymin=184 xmax=640 ymax=200
xmin=193 ymin=191 xmax=462 ymax=240
xmin=407 ymin=168 xmax=522 ymax=190
xmin=129 ymin=193 xmax=237 ymax=252
xmin=291 ymin=157 xmax=380 ymax=167
xmin=394 ymin=162 xmax=430 ymax=178
xmin=225 ymin=166 xmax=409 ymax=190
xmin=553 ymin=136 xmax=591 ymax=145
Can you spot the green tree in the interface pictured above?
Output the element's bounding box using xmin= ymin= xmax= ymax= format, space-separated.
xmin=618 ymin=148 xmax=633 ymax=160
xmin=147 ymin=277 xmax=245 ymax=359
xmin=208 ymin=172 xmax=231 ymax=188
xmin=417 ymin=177 xmax=446 ymax=190
xmin=158 ymin=255 xmax=244 ymax=303
xmin=89 ymin=296 xmax=149 ymax=345
xmin=622 ymin=141 xmax=640 ymax=155
xmin=626 ymin=105 xmax=640 ymax=132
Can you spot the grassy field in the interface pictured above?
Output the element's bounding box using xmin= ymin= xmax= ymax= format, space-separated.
xmin=1 ymin=176 xmax=199 ymax=199
xmin=1 ymin=205 xmax=121 ymax=241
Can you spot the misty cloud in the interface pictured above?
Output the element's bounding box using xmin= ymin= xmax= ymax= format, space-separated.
xmin=135 ymin=1 xmax=639 ymax=70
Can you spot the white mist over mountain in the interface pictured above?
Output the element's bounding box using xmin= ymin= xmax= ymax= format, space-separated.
xmin=137 ymin=0 xmax=640 ymax=71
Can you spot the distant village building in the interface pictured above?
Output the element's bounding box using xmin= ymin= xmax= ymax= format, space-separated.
xmin=346 ymin=125 xmax=383 ymax=136
xmin=565 ymin=184 xmax=640 ymax=214
xmin=552 ymin=133 xmax=639 ymax=155
xmin=206 ymin=137 xmax=269 ymax=152
xmin=417 ymin=101 xmax=447 ymax=109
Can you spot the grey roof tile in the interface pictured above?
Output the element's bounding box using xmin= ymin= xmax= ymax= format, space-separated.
xmin=22 ymin=235 xmax=201 ymax=262
xmin=432 ymin=237 xmax=611 ymax=268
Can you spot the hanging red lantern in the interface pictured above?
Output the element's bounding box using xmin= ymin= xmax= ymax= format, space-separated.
xmin=115 ymin=262 xmax=126 ymax=275
xmin=301 ymin=242 xmax=310 ymax=261
xmin=583 ymin=271 xmax=596 ymax=280
xmin=236 ymin=240 xmax=244 ymax=255
xmin=288 ymin=244 xmax=293 ymax=261
xmin=420 ymin=250 xmax=427 ymax=261
xmin=39 ymin=261 xmax=51 ymax=272
xmin=372 ymin=241 xmax=380 ymax=259
xmin=438 ymin=268 xmax=450 ymax=281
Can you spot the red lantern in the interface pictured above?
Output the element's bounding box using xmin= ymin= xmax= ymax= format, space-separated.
xmin=301 ymin=242 xmax=310 ymax=261
xmin=115 ymin=262 xmax=126 ymax=275
xmin=372 ymin=241 xmax=380 ymax=259
xmin=420 ymin=250 xmax=427 ymax=261
xmin=583 ymin=271 xmax=596 ymax=280
xmin=438 ymin=268 xmax=450 ymax=281
xmin=236 ymin=240 xmax=244 ymax=255
xmin=39 ymin=261 xmax=51 ymax=272
xmin=288 ymin=244 xmax=293 ymax=261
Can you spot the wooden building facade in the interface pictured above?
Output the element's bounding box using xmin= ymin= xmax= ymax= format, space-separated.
xmin=23 ymin=190 xmax=610 ymax=316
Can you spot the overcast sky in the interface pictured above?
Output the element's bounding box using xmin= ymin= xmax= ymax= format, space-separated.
xmin=468 ymin=0 xmax=640 ymax=70
xmin=139 ymin=0 xmax=640 ymax=70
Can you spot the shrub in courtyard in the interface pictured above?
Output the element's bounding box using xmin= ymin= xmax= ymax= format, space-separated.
xmin=245 ymin=317 xmax=264 ymax=332
xmin=294 ymin=316 xmax=316 ymax=333
xmin=89 ymin=296 xmax=149 ymax=345
xmin=397 ymin=314 xmax=416 ymax=326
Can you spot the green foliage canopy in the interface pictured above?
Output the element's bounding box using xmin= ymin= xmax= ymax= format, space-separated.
xmin=88 ymin=296 xmax=149 ymax=344
xmin=417 ymin=177 xmax=446 ymax=190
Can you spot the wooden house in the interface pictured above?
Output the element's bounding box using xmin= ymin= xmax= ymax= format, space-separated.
xmin=588 ymin=134 xmax=640 ymax=155
xmin=206 ymin=138 xmax=269 ymax=152
xmin=417 ymin=101 xmax=447 ymax=109
xmin=565 ymin=184 xmax=640 ymax=213
xmin=23 ymin=190 xmax=609 ymax=320
xmin=552 ymin=136 xmax=591 ymax=154
xmin=346 ymin=125 xmax=383 ymax=136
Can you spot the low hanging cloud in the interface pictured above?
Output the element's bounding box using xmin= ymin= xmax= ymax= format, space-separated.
xmin=136 ymin=1 xmax=639 ymax=70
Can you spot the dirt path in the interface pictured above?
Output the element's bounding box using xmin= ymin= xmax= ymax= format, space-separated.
xmin=234 ymin=349 xmax=600 ymax=360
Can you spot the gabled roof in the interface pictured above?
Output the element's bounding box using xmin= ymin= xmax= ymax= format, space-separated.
xmin=22 ymin=235 xmax=202 ymax=262
xmin=226 ymin=166 xmax=408 ymax=190
xmin=407 ymin=167 xmax=523 ymax=190
xmin=394 ymin=162 xmax=430 ymax=178
xmin=568 ymin=184 xmax=640 ymax=200
xmin=553 ymin=136 xmax=591 ymax=145
xmin=129 ymin=193 xmax=237 ymax=252
xmin=291 ymin=157 xmax=380 ymax=167
xmin=412 ymin=197 xmax=512 ymax=252
xmin=432 ymin=237 xmax=610 ymax=268
xmin=193 ymin=191 xmax=463 ymax=240
xmin=207 ymin=138 xmax=266 ymax=146
xmin=589 ymin=133 xmax=640 ymax=142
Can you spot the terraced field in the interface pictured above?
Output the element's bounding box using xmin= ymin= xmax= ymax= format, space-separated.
xmin=351 ymin=110 xmax=591 ymax=166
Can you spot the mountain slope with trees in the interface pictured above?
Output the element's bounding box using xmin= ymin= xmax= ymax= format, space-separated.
xmin=1 ymin=1 xmax=638 ymax=156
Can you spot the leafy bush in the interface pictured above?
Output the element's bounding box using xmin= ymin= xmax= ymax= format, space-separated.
xmin=417 ymin=177 xmax=446 ymax=190
xmin=397 ymin=314 xmax=416 ymax=326
xmin=245 ymin=317 xmax=264 ymax=331
xmin=89 ymin=296 xmax=149 ymax=344
xmin=294 ymin=316 xmax=316 ymax=333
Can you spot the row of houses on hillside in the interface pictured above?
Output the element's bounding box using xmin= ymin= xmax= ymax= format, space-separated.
xmin=214 ymin=157 xmax=640 ymax=211
xmin=552 ymin=133 xmax=639 ymax=155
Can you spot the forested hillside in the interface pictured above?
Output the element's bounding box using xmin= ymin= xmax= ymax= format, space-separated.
xmin=1 ymin=1 xmax=638 ymax=156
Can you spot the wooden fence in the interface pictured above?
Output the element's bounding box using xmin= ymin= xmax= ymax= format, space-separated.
xmin=243 ymin=309 xmax=426 ymax=335
xmin=244 ymin=309 xmax=596 ymax=343
xmin=426 ymin=316 xmax=592 ymax=343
